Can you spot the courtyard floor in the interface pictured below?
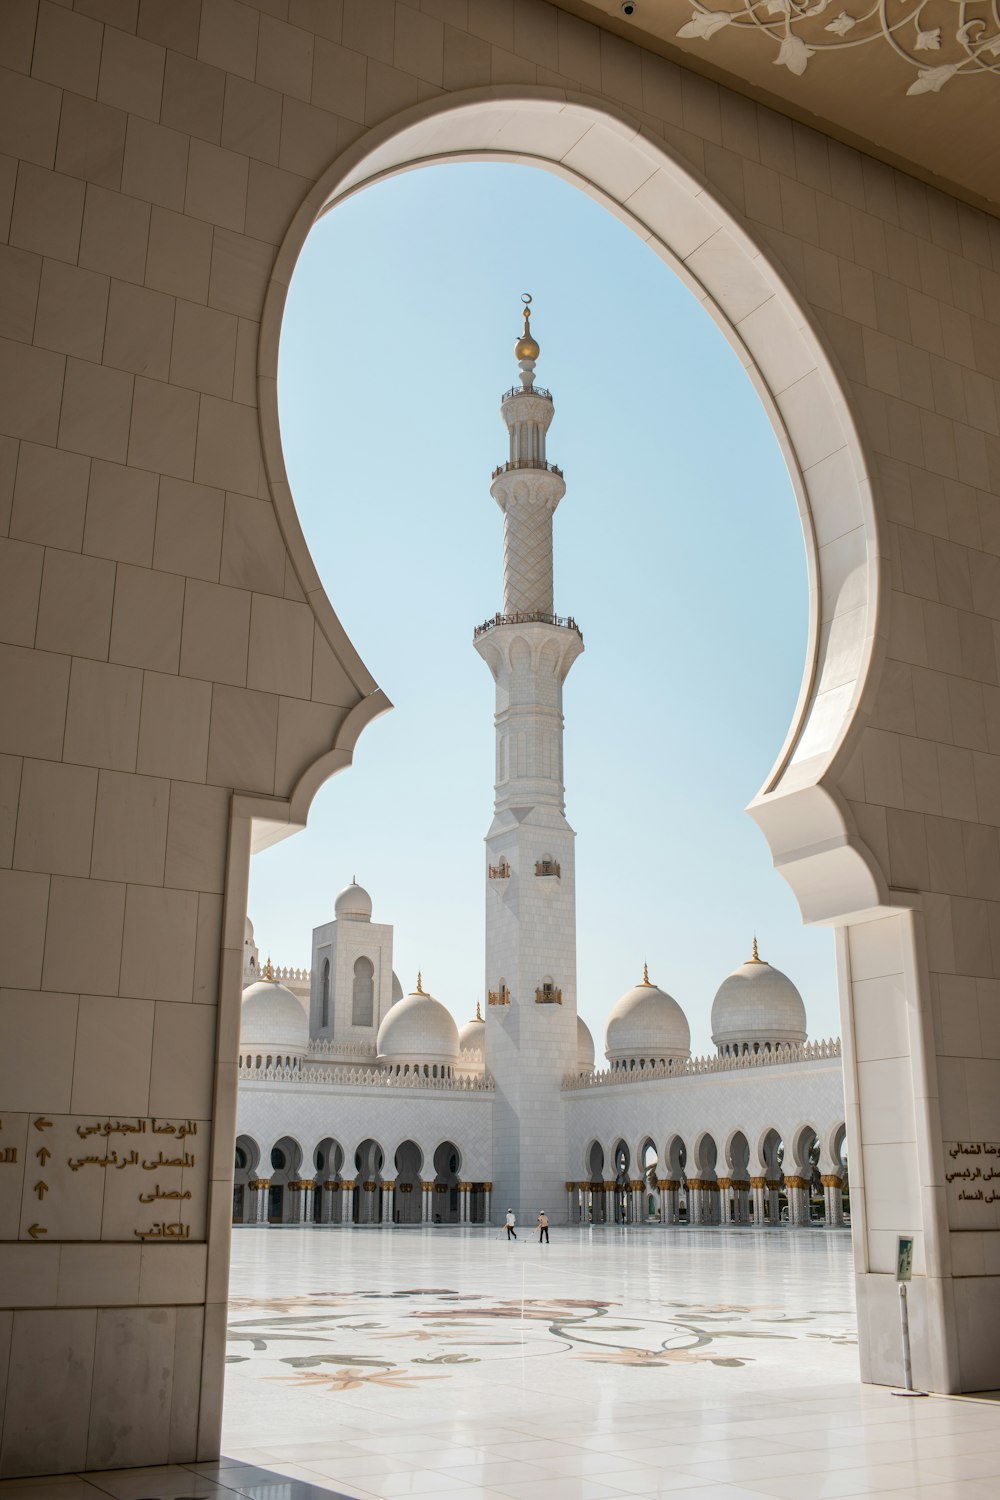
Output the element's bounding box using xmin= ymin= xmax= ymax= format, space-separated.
xmin=5 ymin=1226 xmax=1000 ymax=1500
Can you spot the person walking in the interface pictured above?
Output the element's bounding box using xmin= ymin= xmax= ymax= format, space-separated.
xmin=505 ymin=1208 xmax=517 ymax=1240
xmin=537 ymin=1210 xmax=549 ymax=1244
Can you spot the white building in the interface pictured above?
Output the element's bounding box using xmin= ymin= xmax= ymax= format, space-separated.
xmin=236 ymin=308 xmax=846 ymax=1232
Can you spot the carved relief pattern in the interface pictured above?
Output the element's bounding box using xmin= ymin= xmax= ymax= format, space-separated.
xmin=504 ymin=497 xmax=556 ymax=616
xmin=676 ymin=1 xmax=1000 ymax=93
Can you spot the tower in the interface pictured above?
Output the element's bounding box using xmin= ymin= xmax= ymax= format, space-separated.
xmin=474 ymin=297 xmax=584 ymax=1225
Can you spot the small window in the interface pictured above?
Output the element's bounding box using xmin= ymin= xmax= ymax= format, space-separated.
xmin=321 ymin=958 xmax=330 ymax=1028
xmin=352 ymin=957 xmax=374 ymax=1027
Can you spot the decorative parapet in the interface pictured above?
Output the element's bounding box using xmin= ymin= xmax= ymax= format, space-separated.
xmin=535 ymin=984 xmax=563 ymax=1004
xmin=239 ymin=1062 xmax=494 ymax=1091
xmin=489 ymin=859 xmax=511 ymax=879
xmin=535 ymin=859 xmax=561 ymax=877
xmin=308 ymin=1039 xmax=379 ymax=1061
xmin=269 ymin=963 xmax=311 ymax=983
xmin=564 ymin=1037 xmax=841 ymax=1089
xmin=674 ymin=2 xmax=1000 ymax=96
xmin=488 ymin=985 xmax=510 ymax=1006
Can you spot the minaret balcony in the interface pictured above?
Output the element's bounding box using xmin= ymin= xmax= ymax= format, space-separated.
xmin=501 ymin=384 xmax=552 ymax=403
xmin=491 ymin=459 xmax=563 ymax=479
xmin=535 ymin=984 xmax=563 ymax=1005
xmin=488 ymin=860 xmax=511 ymax=879
xmin=535 ymin=859 xmax=561 ymax=878
xmin=473 ymin=611 xmax=582 ymax=641
xmin=487 ymin=985 xmax=511 ymax=1006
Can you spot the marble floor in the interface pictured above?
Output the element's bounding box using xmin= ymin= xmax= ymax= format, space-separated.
xmin=4 ymin=1226 xmax=1000 ymax=1500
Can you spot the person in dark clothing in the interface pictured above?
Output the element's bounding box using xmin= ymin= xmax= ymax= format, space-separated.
xmin=505 ymin=1208 xmax=517 ymax=1239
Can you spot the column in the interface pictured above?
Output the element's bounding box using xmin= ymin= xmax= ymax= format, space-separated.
xmin=341 ymin=1179 xmax=356 ymax=1224
xmin=459 ymin=1182 xmax=470 ymax=1222
xmin=250 ymin=1178 xmax=270 ymax=1224
xmin=566 ymin=1182 xmax=576 ymax=1224
xmin=422 ymin=1181 xmax=434 ymax=1223
xmin=294 ymin=1180 xmax=315 ymax=1224
xmin=766 ymin=1178 xmax=782 ymax=1225
xmin=750 ymin=1176 xmax=767 ymax=1225
xmin=382 ymin=1180 xmax=395 ymax=1224
xmin=822 ymin=1174 xmax=845 ymax=1225
xmin=659 ymin=1179 xmax=678 ymax=1224
xmin=686 ymin=1181 xmax=700 ymax=1224
xmin=717 ymin=1177 xmax=732 ymax=1224
xmin=604 ymin=1181 xmax=615 ymax=1224
xmin=483 ymin=1182 xmax=492 ymax=1223
xmin=785 ymin=1176 xmax=809 ymax=1226
xmin=732 ymin=1180 xmax=750 ymax=1224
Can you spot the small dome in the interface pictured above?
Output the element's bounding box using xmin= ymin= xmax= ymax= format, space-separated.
xmin=245 ymin=916 xmax=255 ymax=941
xmin=605 ymin=965 xmax=690 ymax=1066
xmin=377 ymin=976 xmax=459 ymax=1068
xmin=241 ymin=979 xmax=309 ymax=1054
xmin=458 ymin=1002 xmax=486 ymax=1055
xmin=515 ymin=332 xmax=540 ymax=361
xmin=335 ymin=881 xmax=372 ymax=922
xmin=577 ymin=1015 xmax=595 ymax=1074
xmin=391 ymin=970 xmax=404 ymax=1004
xmin=711 ymin=940 xmax=807 ymax=1053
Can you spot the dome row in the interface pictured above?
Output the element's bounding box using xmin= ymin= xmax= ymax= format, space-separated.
xmin=603 ymin=947 xmax=806 ymax=1069
xmin=240 ymin=881 xmax=806 ymax=1068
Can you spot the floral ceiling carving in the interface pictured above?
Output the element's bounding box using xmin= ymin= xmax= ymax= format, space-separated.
xmin=676 ymin=1 xmax=1000 ymax=94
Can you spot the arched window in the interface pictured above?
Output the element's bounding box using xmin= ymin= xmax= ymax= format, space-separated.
xmin=321 ymin=958 xmax=330 ymax=1028
xmin=352 ymin=956 xmax=374 ymax=1026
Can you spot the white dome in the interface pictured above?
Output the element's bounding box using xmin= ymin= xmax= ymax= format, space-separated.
xmin=711 ymin=942 xmax=807 ymax=1052
xmin=377 ymin=978 xmax=459 ymax=1067
xmin=335 ymin=881 xmax=372 ymax=922
xmin=605 ymin=966 xmax=690 ymax=1066
xmin=577 ymin=1015 xmax=595 ymax=1073
xmin=458 ymin=1005 xmax=486 ymax=1055
xmin=241 ymin=979 xmax=309 ymax=1054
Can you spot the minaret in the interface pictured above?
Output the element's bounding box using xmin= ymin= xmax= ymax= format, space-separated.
xmin=474 ymin=296 xmax=583 ymax=1225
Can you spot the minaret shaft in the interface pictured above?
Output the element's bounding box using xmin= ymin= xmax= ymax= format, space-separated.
xmin=473 ymin=301 xmax=583 ymax=1226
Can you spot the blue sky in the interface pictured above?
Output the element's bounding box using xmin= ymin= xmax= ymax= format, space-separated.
xmin=250 ymin=160 xmax=838 ymax=1055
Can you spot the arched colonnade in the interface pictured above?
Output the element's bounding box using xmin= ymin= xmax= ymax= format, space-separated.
xmin=233 ymin=1132 xmax=492 ymax=1226
xmin=569 ymin=1122 xmax=848 ymax=1228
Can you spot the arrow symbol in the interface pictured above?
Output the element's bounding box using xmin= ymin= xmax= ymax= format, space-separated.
xmin=27 ymin=1224 xmax=47 ymax=1239
xmin=36 ymin=1147 xmax=51 ymax=1166
xmin=33 ymin=1117 xmax=53 ymax=1132
xmin=34 ymin=1181 xmax=48 ymax=1200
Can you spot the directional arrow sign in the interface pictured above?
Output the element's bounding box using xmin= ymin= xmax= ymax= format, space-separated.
xmin=34 ymin=1181 xmax=48 ymax=1200
xmin=27 ymin=1224 xmax=47 ymax=1239
xmin=36 ymin=1147 xmax=51 ymax=1166
xmin=33 ymin=1117 xmax=53 ymax=1132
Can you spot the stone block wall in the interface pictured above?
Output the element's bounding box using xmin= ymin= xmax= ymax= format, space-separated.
xmin=0 ymin=0 xmax=998 ymax=1473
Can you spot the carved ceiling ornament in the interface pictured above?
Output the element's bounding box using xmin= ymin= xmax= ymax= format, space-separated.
xmin=676 ymin=1 xmax=1000 ymax=94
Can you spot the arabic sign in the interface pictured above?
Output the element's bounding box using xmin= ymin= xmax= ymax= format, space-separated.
xmin=0 ymin=1113 xmax=208 ymax=1243
xmin=945 ymin=1142 xmax=1000 ymax=1224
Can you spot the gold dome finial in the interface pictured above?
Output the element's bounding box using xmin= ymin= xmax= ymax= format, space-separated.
xmin=474 ymin=1001 xmax=483 ymax=1022
xmin=749 ymin=935 xmax=763 ymax=964
xmin=641 ymin=961 xmax=652 ymax=986
xmin=415 ymin=971 xmax=425 ymax=994
xmin=514 ymin=292 xmax=540 ymax=362
xmin=263 ymin=955 xmax=274 ymax=981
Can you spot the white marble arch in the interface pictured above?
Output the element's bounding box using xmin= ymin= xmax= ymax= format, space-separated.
xmin=209 ymin=83 xmax=969 ymax=1442
xmin=255 ymin=86 xmax=890 ymax=928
